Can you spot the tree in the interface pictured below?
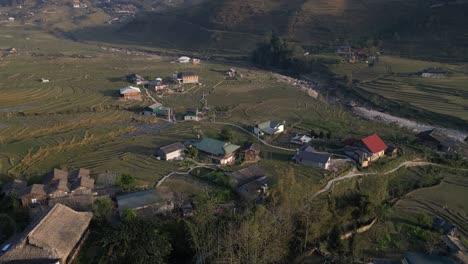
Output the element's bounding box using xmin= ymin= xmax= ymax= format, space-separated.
xmin=310 ymin=129 xmax=317 ymax=138
xmin=318 ymin=131 xmax=324 ymax=139
xmin=116 ymin=174 xmax=135 ymax=191
xmin=220 ymin=128 xmax=235 ymax=142
xmin=327 ymin=224 xmax=344 ymax=254
xmin=123 ymin=208 xmax=137 ymax=222
xmin=93 ymin=197 xmax=113 ymax=223
xmin=417 ymin=213 xmax=432 ymax=228
xmin=102 ymin=219 xmax=172 ymax=264
xmin=187 ymin=146 xmax=198 ymax=159
xmin=326 ymin=131 xmax=332 ymax=139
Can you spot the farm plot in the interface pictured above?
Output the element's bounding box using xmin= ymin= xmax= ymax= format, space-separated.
xmin=394 ymin=171 xmax=468 ymax=237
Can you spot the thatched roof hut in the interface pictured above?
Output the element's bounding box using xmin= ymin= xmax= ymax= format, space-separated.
xmin=0 ymin=204 xmax=93 ymax=264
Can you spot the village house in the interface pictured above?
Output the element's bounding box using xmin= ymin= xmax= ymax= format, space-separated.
xmin=336 ymin=45 xmax=352 ymax=55
xmin=0 ymin=204 xmax=93 ymax=264
xmin=126 ymin=73 xmax=146 ymax=85
xmin=48 ymin=179 xmax=70 ymax=198
xmin=147 ymin=78 xmax=166 ymax=91
xmin=119 ymin=86 xmax=141 ymax=100
xmin=184 ymin=108 xmax=202 ymax=121
xmin=290 ymin=134 xmax=312 ymax=145
xmin=228 ymin=166 xmax=269 ymax=201
xmin=14 ymin=168 xmax=94 ymax=207
xmin=254 ymin=121 xmax=285 ymax=136
xmin=421 ymin=68 xmax=448 ymax=78
xmin=361 ymin=134 xmax=388 ymax=162
xmin=180 ymin=201 xmax=194 ymax=217
xmin=191 ymin=137 xmax=240 ymax=165
xmin=192 ymin=58 xmax=201 ymax=64
xmin=7 ymin=17 xmax=15 ymax=22
xmin=294 ymin=146 xmax=332 ymax=170
xmin=19 ymin=184 xmax=48 ymax=207
xmin=143 ymin=102 xmax=174 ymax=120
xmin=40 ymin=78 xmax=50 ymax=83
xmin=243 ymin=143 xmax=261 ymax=162
xmin=177 ymin=72 xmax=199 ymax=84
xmin=70 ymin=176 xmax=95 ymax=195
xmin=417 ymin=129 xmax=457 ymax=153
xmin=178 ymin=56 xmax=191 ymax=63
xmin=116 ymin=189 xmax=174 ymax=217
xmin=441 ymin=235 xmax=468 ymax=263
xmin=156 ymin=142 xmax=186 ymax=161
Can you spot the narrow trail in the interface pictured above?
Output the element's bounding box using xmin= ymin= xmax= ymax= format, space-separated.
xmin=143 ymin=87 xmax=157 ymax=103
xmin=155 ymin=164 xmax=216 ymax=187
xmin=312 ymin=161 xmax=436 ymax=197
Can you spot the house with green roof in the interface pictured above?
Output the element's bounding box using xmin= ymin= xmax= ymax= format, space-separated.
xmin=191 ymin=137 xmax=240 ymax=165
xmin=254 ymin=121 xmax=285 ymax=136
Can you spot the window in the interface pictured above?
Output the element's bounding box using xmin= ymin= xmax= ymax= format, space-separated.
xmin=31 ymin=198 xmax=38 ymax=204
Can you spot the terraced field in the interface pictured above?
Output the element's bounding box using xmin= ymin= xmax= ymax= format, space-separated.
xmin=331 ymin=56 xmax=468 ymax=125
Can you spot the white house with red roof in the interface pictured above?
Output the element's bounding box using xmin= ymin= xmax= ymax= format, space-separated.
xmin=361 ymin=134 xmax=388 ymax=161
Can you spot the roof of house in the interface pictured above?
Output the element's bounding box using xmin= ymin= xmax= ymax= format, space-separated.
xmin=417 ymin=129 xmax=457 ymax=147
xmin=120 ymin=86 xmax=141 ymax=94
xmin=361 ymin=134 xmax=388 ymax=154
xmin=116 ymin=189 xmax=164 ymax=211
xmin=0 ymin=204 xmax=92 ymax=264
xmin=159 ymin=142 xmax=186 ymax=154
xmin=48 ymin=195 xmax=94 ymax=211
xmin=49 ymin=179 xmax=70 ymax=193
xmin=44 ymin=168 xmax=69 ymax=184
xmin=1 ymin=179 xmax=27 ymax=196
xmin=245 ymin=143 xmax=261 ymax=153
xmin=236 ymin=176 xmax=269 ymax=197
xmin=71 ymin=176 xmax=95 ymax=190
xmin=147 ymin=102 xmax=163 ymax=110
xmin=185 ymin=108 xmax=199 ymax=115
xmin=257 ymin=121 xmax=283 ymax=130
xmin=423 ymin=68 xmax=448 ymax=74
xmin=69 ymin=168 xmax=90 ymax=182
xmin=177 ymin=72 xmax=198 ymax=78
xmin=192 ymin=138 xmax=240 ymax=156
xmin=403 ymin=251 xmax=458 ymax=264
xmin=228 ymin=165 xmax=265 ymax=187
xmin=296 ymin=146 xmax=331 ymax=164
xmin=21 ymin=184 xmax=47 ymax=197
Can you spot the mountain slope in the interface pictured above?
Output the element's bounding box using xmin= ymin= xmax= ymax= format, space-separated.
xmin=113 ymin=0 xmax=468 ymax=59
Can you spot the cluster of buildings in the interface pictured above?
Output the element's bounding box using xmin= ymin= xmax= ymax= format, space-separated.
xmin=336 ymin=45 xmax=375 ymax=64
xmin=2 ymin=168 xmax=95 ymax=208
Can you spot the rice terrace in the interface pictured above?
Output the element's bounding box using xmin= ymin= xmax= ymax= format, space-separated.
xmin=0 ymin=1 xmax=467 ymax=263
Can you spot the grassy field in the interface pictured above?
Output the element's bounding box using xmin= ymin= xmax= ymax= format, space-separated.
xmin=330 ymin=56 xmax=468 ymax=128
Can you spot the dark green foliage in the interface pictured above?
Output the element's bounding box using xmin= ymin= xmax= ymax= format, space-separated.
xmin=187 ymin=145 xmax=198 ymax=159
xmin=116 ymin=174 xmax=136 ymax=191
xmin=251 ymin=34 xmax=325 ymax=75
xmin=0 ymin=194 xmax=28 ymax=245
xmin=318 ymin=131 xmax=324 ymax=139
xmin=92 ymin=197 xmax=113 ymax=223
xmin=327 ymin=225 xmax=344 ymax=254
xmin=101 ymin=218 xmax=172 ymax=264
xmin=220 ymin=127 xmax=235 ymax=142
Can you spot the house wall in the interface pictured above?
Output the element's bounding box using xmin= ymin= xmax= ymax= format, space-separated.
xmin=164 ymin=150 xmax=184 ymax=161
xmin=71 ymin=187 xmax=93 ymax=195
xmin=297 ymin=159 xmax=330 ymax=170
xmin=122 ymin=93 xmax=141 ymax=100
xmin=275 ymin=125 xmax=285 ymax=134
xmin=370 ymin=150 xmax=385 ymax=161
xmin=183 ymin=76 xmax=199 ymax=84
xmin=184 ymin=115 xmax=200 ymax=121
xmin=49 ymin=190 xmax=68 ymax=199
xmin=21 ymin=194 xmax=47 ymax=207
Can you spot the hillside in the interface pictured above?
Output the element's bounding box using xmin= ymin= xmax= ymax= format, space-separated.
xmin=111 ymin=0 xmax=468 ymax=59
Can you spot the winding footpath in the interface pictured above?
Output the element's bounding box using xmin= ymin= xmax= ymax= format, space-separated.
xmin=312 ymin=161 xmax=435 ymax=197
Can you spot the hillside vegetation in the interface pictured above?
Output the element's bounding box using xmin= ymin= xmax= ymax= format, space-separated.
xmin=111 ymin=0 xmax=468 ymax=59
